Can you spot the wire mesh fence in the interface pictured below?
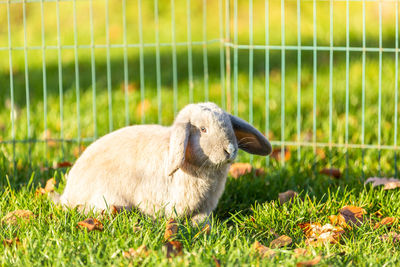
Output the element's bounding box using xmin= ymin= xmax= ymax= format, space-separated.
xmin=0 ymin=0 xmax=399 ymax=178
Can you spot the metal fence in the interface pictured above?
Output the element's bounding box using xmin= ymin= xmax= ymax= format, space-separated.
xmin=1 ymin=0 xmax=399 ymax=177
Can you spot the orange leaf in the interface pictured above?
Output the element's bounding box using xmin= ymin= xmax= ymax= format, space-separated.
xmin=77 ymin=218 xmax=104 ymax=232
xmin=339 ymin=206 xmax=366 ymax=226
xmin=229 ymin=163 xmax=252 ymax=179
xmin=123 ymin=244 xmax=149 ymax=258
xmin=212 ymin=255 xmax=221 ymax=267
xmin=380 ymin=232 xmax=400 ymax=243
xmin=374 ymin=217 xmax=396 ymax=229
xmin=296 ymin=256 xmax=322 ymax=267
xmin=278 ymin=190 xmax=298 ymax=204
xmin=3 ymin=237 xmax=20 ymax=247
xmin=299 ymin=223 xmax=344 ymax=245
xmin=320 ymin=168 xmax=341 ymax=179
xmin=165 ymin=240 xmax=183 ymax=258
xmin=44 ymin=178 xmax=56 ymax=193
xmin=293 ymin=248 xmax=308 ymax=257
xmin=164 ymin=218 xmax=178 ymax=241
xmin=252 ymin=241 xmax=276 ymax=259
xmin=270 ymin=235 xmax=292 ymax=248
xmin=329 ymin=214 xmax=347 ymax=228
xmin=2 ymin=210 xmax=34 ymax=225
xmin=270 ymin=148 xmax=291 ymax=161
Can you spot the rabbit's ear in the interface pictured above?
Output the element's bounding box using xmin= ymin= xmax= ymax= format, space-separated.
xmin=229 ymin=114 xmax=272 ymax=156
xmin=167 ymin=120 xmax=191 ymax=176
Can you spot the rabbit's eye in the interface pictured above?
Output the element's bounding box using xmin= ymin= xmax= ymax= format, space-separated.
xmin=200 ymin=126 xmax=207 ymax=133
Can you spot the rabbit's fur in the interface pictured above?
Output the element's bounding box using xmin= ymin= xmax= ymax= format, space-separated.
xmin=58 ymin=102 xmax=271 ymax=223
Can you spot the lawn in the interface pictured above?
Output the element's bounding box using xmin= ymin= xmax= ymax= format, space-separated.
xmin=1 ymin=0 xmax=400 ymax=266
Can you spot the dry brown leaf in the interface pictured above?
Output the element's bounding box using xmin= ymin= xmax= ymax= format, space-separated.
xmin=2 ymin=210 xmax=34 ymax=225
xmin=77 ymin=218 xmax=104 ymax=232
xmin=229 ymin=163 xmax=252 ymax=179
xmin=44 ymin=178 xmax=56 ymax=192
xmin=252 ymin=241 xmax=276 ymax=259
xmin=320 ymin=168 xmax=341 ymax=179
xmin=3 ymin=237 xmax=20 ymax=247
xmin=329 ymin=214 xmax=347 ymax=228
xmin=53 ymin=161 xmax=73 ymax=169
xmin=123 ymin=244 xmax=149 ymax=258
xmin=374 ymin=217 xmax=396 ymax=229
xmin=202 ymin=224 xmax=211 ymax=235
xmin=164 ymin=219 xmax=178 ymax=241
xmin=365 ymin=177 xmax=400 ymax=190
xmin=316 ymin=149 xmax=326 ymax=159
xmin=255 ymin=168 xmax=266 ymax=177
xmin=278 ymin=190 xmax=298 ymax=204
xmin=293 ymin=248 xmax=309 ymax=257
xmin=212 ymin=255 xmax=221 ymax=267
xmin=271 ymin=148 xmax=291 ymax=161
xmin=380 ymin=232 xmax=400 ymax=243
xmin=165 ymin=240 xmax=183 ymax=258
xmin=270 ymin=235 xmax=292 ymax=248
xmin=296 ymin=256 xmax=322 ymax=267
xmin=339 ymin=206 xmax=366 ymax=226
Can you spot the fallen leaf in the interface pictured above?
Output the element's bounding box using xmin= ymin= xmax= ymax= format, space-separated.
xmin=123 ymin=244 xmax=149 ymax=258
xmin=365 ymin=177 xmax=400 ymax=190
xmin=278 ymin=190 xmax=298 ymax=204
xmin=120 ymin=82 xmax=138 ymax=93
xmin=270 ymin=148 xmax=291 ymax=161
xmin=296 ymin=255 xmax=322 ymax=267
xmin=53 ymin=161 xmax=73 ymax=169
xmin=293 ymin=248 xmax=308 ymax=257
xmin=270 ymin=235 xmax=292 ymax=248
xmin=2 ymin=210 xmax=34 ymax=225
xmin=73 ymin=145 xmax=86 ymax=158
xmin=164 ymin=219 xmax=178 ymax=241
xmin=212 ymin=255 xmax=221 ymax=267
xmin=136 ymin=100 xmax=151 ymax=117
xmin=229 ymin=163 xmax=252 ymax=179
xmin=316 ymin=149 xmax=326 ymax=159
xmin=299 ymin=223 xmax=345 ymax=245
xmin=320 ymin=168 xmax=341 ymax=179
xmin=255 ymin=168 xmax=266 ymax=177
xmin=380 ymin=232 xmax=400 ymax=243
xmin=374 ymin=217 xmax=396 ymax=229
xmin=329 ymin=214 xmax=347 ymax=228
xmin=3 ymin=237 xmax=20 ymax=247
xmin=44 ymin=178 xmax=56 ymax=192
xmin=339 ymin=206 xmax=366 ymax=226
xmin=252 ymin=241 xmax=276 ymax=259
xmin=77 ymin=218 xmax=104 ymax=232
xmin=165 ymin=240 xmax=183 ymax=258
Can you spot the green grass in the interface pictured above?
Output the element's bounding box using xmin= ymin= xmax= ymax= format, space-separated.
xmin=1 ymin=0 xmax=400 ymax=265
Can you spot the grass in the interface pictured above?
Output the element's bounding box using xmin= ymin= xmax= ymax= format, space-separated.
xmin=1 ymin=0 xmax=400 ymax=265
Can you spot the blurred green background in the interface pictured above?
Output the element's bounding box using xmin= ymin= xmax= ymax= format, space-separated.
xmin=0 ymin=0 xmax=399 ymax=179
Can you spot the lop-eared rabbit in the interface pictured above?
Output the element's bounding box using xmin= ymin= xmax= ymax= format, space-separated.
xmin=57 ymin=102 xmax=271 ymax=224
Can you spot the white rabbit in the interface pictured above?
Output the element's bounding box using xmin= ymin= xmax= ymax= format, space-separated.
xmin=57 ymin=102 xmax=271 ymax=223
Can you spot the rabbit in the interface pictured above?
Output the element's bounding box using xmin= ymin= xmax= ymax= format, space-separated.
xmin=57 ymin=102 xmax=271 ymax=224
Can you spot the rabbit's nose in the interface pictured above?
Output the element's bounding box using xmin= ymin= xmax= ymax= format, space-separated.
xmin=224 ymin=143 xmax=236 ymax=160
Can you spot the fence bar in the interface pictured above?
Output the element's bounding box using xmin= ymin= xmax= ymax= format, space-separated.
xmin=105 ymin=0 xmax=113 ymax=131
xmin=395 ymin=0 xmax=399 ymax=177
xmin=225 ymin=0 xmax=231 ymax=111
xmin=249 ymin=0 xmax=254 ymax=164
xmin=219 ymin=0 xmax=225 ymax=109
xmin=361 ymin=0 xmax=366 ymax=178
xmin=56 ymin=0 xmax=64 ymax=158
xmin=171 ymin=0 xmax=178 ymax=117
xmin=89 ymin=0 xmax=97 ymax=138
xmin=281 ymin=0 xmax=286 ymax=165
xmin=4 ymin=0 xmax=400 ymax=3
xmin=378 ymin=0 xmax=382 ymax=175
xmin=202 ymin=0 xmax=209 ymax=102
xmin=297 ymin=0 xmax=302 ymax=160
xmin=122 ymin=0 xmax=129 ymax=126
xmin=72 ymin=0 xmax=81 ymax=151
xmin=345 ymin=0 xmax=349 ymax=178
xmin=40 ymin=0 xmax=48 ymax=162
xmin=312 ymin=0 xmax=317 ymax=163
xmin=7 ymin=0 xmax=16 ymax=172
xmin=329 ymin=0 xmax=333 ymax=168
xmin=138 ymin=0 xmax=145 ymax=123
xmin=187 ymin=0 xmax=193 ymax=103
xmin=233 ymin=0 xmax=238 ymax=116
xmin=23 ymin=0 xmax=32 ymax=164
xmin=155 ymin=0 xmax=162 ymax=123
xmin=265 ymin=0 xmax=270 ymax=167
